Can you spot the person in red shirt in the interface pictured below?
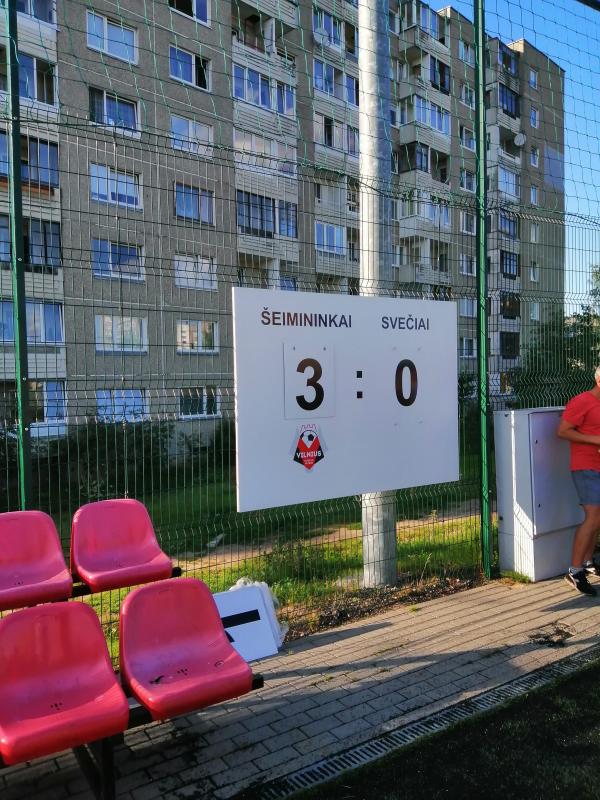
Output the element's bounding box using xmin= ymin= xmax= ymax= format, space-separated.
xmin=557 ymin=370 xmax=600 ymax=595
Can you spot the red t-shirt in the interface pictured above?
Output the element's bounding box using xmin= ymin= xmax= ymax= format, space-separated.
xmin=562 ymin=391 xmax=600 ymax=471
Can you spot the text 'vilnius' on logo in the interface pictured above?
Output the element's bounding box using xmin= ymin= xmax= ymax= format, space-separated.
xmin=293 ymin=425 xmax=325 ymax=471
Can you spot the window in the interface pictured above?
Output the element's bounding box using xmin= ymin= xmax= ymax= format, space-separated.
xmin=459 ymin=298 xmax=476 ymax=318
xmin=460 ymin=83 xmax=475 ymax=109
xmin=460 ymin=168 xmax=476 ymax=192
xmin=498 ymin=43 xmax=518 ymax=76
xmin=92 ymin=239 xmax=143 ymax=280
xmin=345 ymin=21 xmax=358 ymax=59
xmin=27 ymin=301 xmax=63 ymax=344
xmin=430 ymin=57 xmax=450 ymax=94
xmin=529 ymin=68 xmax=538 ymax=89
xmin=315 ymin=114 xmax=344 ymax=149
xmin=460 ymin=253 xmax=476 ymax=276
xmin=347 ymin=126 xmax=359 ymax=155
xmin=169 ymin=0 xmax=208 ymax=23
xmin=0 ymin=379 xmax=66 ymax=435
xmin=23 ymin=218 xmax=61 ymax=269
xmin=460 ymin=337 xmax=476 ymax=358
xmin=530 ymin=146 xmax=539 ymax=167
xmin=171 ymin=115 xmax=213 ymax=156
xmin=0 ymin=299 xmax=63 ymax=344
xmin=500 ymin=331 xmax=519 ymax=359
xmin=530 ymin=263 xmax=539 ymax=282
xmin=86 ymin=12 xmax=136 ymax=62
xmin=313 ymin=7 xmax=342 ymax=46
xmin=460 ymin=125 xmax=475 ymax=151
xmin=0 ymin=300 xmax=13 ymax=342
xmin=499 ymin=165 xmax=519 ymax=198
xmin=530 ymin=301 xmax=540 ymax=322
xmin=0 ymin=133 xmax=61 ymax=186
xmin=2 ymin=50 xmax=52 ymax=104
xmin=458 ymin=40 xmax=475 ymax=66
xmin=233 ymin=63 xmax=272 ymax=109
xmin=280 ymin=275 xmax=297 ymax=291
xmin=30 ymin=380 xmax=66 ymax=433
xmin=530 ymin=222 xmax=540 ymax=243
xmin=393 ymin=244 xmax=404 ymax=267
xmin=315 ymin=222 xmax=345 ymax=255
xmin=346 ymin=75 xmax=359 ymax=106
xmin=174 ymin=255 xmax=216 ymax=290
xmin=498 ymin=212 xmax=518 ymax=239
xmin=170 ymin=46 xmax=210 ymax=90
xmin=500 ymin=292 xmax=520 ymax=319
xmin=461 ymin=211 xmax=476 ymax=235
xmin=530 ymin=106 xmax=539 ymax=128
xmin=176 ymin=320 xmax=218 ymax=353
xmin=179 ymin=386 xmax=219 ymax=418
xmin=430 ymin=101 xmax=450 ymax=134
xmin=499 ymin=83 xmax=519 ymax=117
xmin=0 ymin=49 xmax=56 ymax=104
xmin=276 ymin=81 xmax=295 ymax=115
xmin=14 ymin=0 xmax=54 ymax=23
xmin=90 ymin=164 xmax=140 ymax=208
xmin=278 ymin=201 xmax=298 ymax=238
xmin=175 ymin=183 xmax=213 ymax=223
xmin=0 ymin=215 xmax=9 ymax=264
xmin=237 ymin=191 xmax=275 ymax=237
xmin=530 ymin=184 xmax=538 ymax=205
xmin=500 ymin=250 xmax=519 ymax=277
xmin=96 ymin=389 xmax=148 ymax=422
xmin=89 ymin=87 xmax=138 ymax=132
xmin=347 ymin=180 xmax=359 ymax=213
xmin=95 ymin=314 xmax=148 ymax=352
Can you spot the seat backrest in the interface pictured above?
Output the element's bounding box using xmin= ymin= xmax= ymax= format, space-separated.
xmin=0 ymin=510 xmax=65 ymax=569
xmin=120 ymin=578 xmax=228 ymax=680
xmin=71 ymin=499 xmax=160 ymax=570
xmin=0 ymin=602 xmax=115 ymax=693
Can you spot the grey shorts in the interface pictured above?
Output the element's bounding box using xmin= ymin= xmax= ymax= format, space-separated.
xmin=571 ymin=470 xmax=600 ymax=506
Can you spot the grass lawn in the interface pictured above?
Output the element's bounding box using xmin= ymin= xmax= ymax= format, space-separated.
xmin=286 ymin=657 xmax=600 ymax=800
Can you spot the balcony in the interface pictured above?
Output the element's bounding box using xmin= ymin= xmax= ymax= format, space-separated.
xmin=237 ymin=0 xmax=298 ymax=30
xmin=315 ymin=250 xmax=359 ymax=279
xmin=399 ymin=25 xmax=449 ymax=60
xmin=231 ymin=32 xmax=296 ymax=82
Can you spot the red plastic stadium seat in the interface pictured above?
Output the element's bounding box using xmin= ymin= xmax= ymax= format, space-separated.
xmin=0 ymin=511 xmax=72 ymax=611
xmin=71 ymin=499 xmax=172 ymax=592
xmin=0 ymin=602 xmax=129 ymax=765
xmin=120 ymin=578 xmax=253 ymax=721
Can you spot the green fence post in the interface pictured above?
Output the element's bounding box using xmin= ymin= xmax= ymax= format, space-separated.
xmin=474 ymin=0 xmax=492 ymax=577
xmin=7 ymin=0 xmax=32 ymax=510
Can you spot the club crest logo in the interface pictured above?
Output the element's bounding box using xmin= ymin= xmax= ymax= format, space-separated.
xmin=292 ymin=424 xmax=325 ymax=471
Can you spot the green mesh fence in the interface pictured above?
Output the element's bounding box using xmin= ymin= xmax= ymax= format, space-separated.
xmin=0 ymin=0 xmax=594 ymax=648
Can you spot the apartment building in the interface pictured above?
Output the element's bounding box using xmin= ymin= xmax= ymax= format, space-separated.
xmin=0 ymin=0 xmax=564 ymax=436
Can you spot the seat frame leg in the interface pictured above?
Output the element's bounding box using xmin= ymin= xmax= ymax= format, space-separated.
xmin=73 ymin=738 xmax=116 ymax=800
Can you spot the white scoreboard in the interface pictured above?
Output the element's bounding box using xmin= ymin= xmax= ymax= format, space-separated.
xmin=232 ymin=288 xmax=459 ymax=512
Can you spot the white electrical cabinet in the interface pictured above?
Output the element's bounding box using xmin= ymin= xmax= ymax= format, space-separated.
xmin=494 ymin=407 xmax=583 ymax=581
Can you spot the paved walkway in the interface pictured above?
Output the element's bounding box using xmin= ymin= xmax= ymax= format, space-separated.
xmin=4 ymin=575 xmax=600 ymax=800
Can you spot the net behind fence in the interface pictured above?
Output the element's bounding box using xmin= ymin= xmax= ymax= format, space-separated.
xmin=0 ymin=0 xmax=597 ymax=650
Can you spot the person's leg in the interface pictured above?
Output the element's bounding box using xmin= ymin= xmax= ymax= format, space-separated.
xmin=572 ymin=504 xmax=600 ymax=567
xmin=566 ymin=472 xmax=600 ymax=594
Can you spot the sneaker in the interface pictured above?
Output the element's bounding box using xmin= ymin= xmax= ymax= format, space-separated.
xmin=583 ymin=560 xmax=600 ymax=577
xmin=565 ymin=569 xmax=597 ymax=596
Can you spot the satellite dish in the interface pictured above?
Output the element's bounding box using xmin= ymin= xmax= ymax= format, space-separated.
xmin=314 ymin=28 xmax=328 ymax=46
xmin=514 ymin=132 xmax=526 ymax=147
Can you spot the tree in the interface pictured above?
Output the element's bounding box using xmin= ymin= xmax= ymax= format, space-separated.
xmin=508 ymin=305 xmax=600 ymax=408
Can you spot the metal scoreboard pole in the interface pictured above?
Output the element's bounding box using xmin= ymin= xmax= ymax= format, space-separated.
xmin=358 ymin=0 xmax=398 ymax=587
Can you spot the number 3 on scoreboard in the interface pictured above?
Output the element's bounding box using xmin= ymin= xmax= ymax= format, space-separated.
xmin=283 ymin=343 xmax=336 ymax=420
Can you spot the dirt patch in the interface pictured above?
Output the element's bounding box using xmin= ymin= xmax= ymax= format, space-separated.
xmin=283 ymin=576 xmax=480 ymax=640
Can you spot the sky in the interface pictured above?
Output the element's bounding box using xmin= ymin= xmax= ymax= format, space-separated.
xmin=444 ymin=0 xmax=600 ymax=303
